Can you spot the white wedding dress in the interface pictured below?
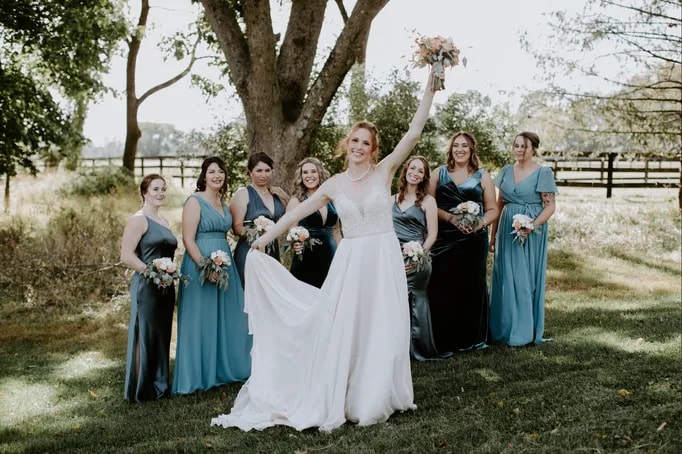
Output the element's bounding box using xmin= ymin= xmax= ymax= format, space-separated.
xmin=210 ymin=176 xmax=415 ymax=432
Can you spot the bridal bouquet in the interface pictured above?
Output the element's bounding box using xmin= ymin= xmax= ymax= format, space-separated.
xmin=285 ymin=226 xmax=322 ymax=261
xmin=197 ymin=250 xmax=231 ymax=290
xmin=412 ymin=34 xmax=464 ymax=90
xmin=141 ymin=257 xmax=185 ymax=293
xmin=449 ymin=201 xmax=482 ymax=231
xmin=511 ymin=214 xmax=536 ymax=246
xmin=402 ymin=241 xmax=431 ymax=273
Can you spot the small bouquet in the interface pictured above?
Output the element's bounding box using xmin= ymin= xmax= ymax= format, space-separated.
xmin=197 ymin=250 xmax=232 ymax=290
xmin=284 ymin=226 xmax=322 ymax=261
xmin=449 ymin=201 xmax=482 ymax=232
xmin=243 ymin=215 xmax=275 ymax=244
xmin=402 ymin=241 xmax=431 ymax=273
xmin=141 ymin=257 xmax=185 ymax=293
xmin=412 ymin=34 xmax=465 ymax=90
xmin=511 ymin=214 xmax=535 ymax=246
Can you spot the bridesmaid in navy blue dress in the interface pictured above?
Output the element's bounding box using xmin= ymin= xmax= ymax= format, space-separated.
xmin=230 ymin=152 xmax=286 ymax=287
xmin=427 ymin=132 xmax=499 ymax=353
xmin=287 ymin=157 xmax=339 ymax=288
xmin=120 ymin=174 xmax=177 ymax=402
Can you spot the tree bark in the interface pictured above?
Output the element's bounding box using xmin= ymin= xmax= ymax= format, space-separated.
xmin=200 ymin=0 xmax=390 ymax=187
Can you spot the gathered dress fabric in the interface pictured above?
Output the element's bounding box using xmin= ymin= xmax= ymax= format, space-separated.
xmin=124 ymin=218 xmax=177 ymax=402
xmin=289 ymin=199 xmax=338 ymax=288
xmin=489 ymin=165 xmax=558 ymax=346
xmin=172 ymin=195 xmax=251 ymax=395
xmin=211 ymin=177 xmax=414 ymax=432
xmin=233 ymin=185 xmax=285 ymax=287
xmin=391 ymin=201 xmax=443 ymax=361
xmin=428 ymin=167 xmax=490 ymax=353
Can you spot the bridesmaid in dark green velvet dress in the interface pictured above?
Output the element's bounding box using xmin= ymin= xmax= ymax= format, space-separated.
xmin=427 ymin=132 xmax=499 ymax=353
xmin=287 ymin=157 xmax=339 ymax=288
xmin=391 ymin=156 xmax=447 ymax=360
xmin=230 ymin=152 xmax=286 ymax=287
xmin=120 ymin=174 xmax=177 ymax=402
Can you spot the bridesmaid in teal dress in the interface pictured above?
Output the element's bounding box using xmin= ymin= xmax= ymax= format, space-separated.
xmin=230 ymin=152 xmax=286 ymax=287
xmin=287 ymin=157 xmax=339 ymax=288
xmin=120 ymin=174 xmax=177 ymax=402
xmin=391 ymin=156 xmax=447 ymax=360
xmin=427 ymin=132 xmax=499 ymax=353
xmin=489 ymin=132 xmax=557 ymax=346
xmin=173 ymin=157 xmax=251 ymax=395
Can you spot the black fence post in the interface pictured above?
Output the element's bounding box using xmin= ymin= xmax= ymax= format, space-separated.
xmin=606 ymin=153 xmax=616 ymax=198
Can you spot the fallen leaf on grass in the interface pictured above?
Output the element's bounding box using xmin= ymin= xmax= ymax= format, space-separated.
xmin=617 ymin=389 xmax=632 ymax=398
xmin=550 ymin=427 xmax=559 ymax=435
xmin=635 ymin=337 xmax=644 ymax=345
xmin=88 ymin=390 xmax=97 ymax=399
xmin=656 ymin=422 xmax=667 ymax=432
xmin=204 ymin=441 xmax=213 ymax=449
xmin=525 ymin=433 xmax=540 ymax=441
xmin=512 ymin=408 xmax=521 ymax=415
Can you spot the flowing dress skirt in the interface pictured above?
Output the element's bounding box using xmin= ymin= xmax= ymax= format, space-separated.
xmin=211 ymin=231 xmax=415 ymax=431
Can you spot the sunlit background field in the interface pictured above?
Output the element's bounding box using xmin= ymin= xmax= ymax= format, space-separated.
xmin=0 ymin=169 xmax=679 ymax=453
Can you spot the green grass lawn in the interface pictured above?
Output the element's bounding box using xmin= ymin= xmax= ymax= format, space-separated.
xmin=0 ymin=182 xmax=679 ymax=453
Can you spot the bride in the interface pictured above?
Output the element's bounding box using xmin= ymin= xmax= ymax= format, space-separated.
xmin=211 ymin=72 xmax=441 ymax=432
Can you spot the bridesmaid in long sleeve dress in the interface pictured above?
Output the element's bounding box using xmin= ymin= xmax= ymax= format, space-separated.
xmin=230 ymin=152 xmax=286 ymax=287
xmin=489 ymin=132 xmax=558 ymax=346
xmin=287 ymin=157 xmax=339 ymax=288
xmin=120 ymin=174 xmax=177 ymax=402
xmin=391 ymin=156 xmax=448 ymax=360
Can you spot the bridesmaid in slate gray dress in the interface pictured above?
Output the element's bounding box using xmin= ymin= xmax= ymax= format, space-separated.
xmin=230 ymin=152 xmax=286 ymax=287
xmin=391 ymin=156 xmax=445 ymax=360
xmin=120 ymin=174 xmax=177 ymax=402
xmin=287 ymin=157 xmax=339 ymax=288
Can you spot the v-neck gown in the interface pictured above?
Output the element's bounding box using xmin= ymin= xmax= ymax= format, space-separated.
xmin=124 ymin=217 xmax=177 ymax=402
xmin=172 ymin=195 xmax=252 ymax=395
xmin=290 ymin=200 xmax=338 ymax=288
xmin=428 ymin=166 xmax=490 ymax=353
xmin=211 ymin=177 xmax=414 ymax=432
xmin=392 ymin=200 xmax=442 ymax=360
xmin=234 ymin=185 xmax=285 ymax=287
xmin=489 ymin=165 xmax=558 ymax=346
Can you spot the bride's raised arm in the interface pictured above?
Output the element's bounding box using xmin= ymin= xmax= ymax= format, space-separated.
xmin=378 ymin=72 xmax=439 ymax=179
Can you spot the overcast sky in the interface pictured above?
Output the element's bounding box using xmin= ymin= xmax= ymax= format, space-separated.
xmin=84 ymin=0 xmax=590 ymax=146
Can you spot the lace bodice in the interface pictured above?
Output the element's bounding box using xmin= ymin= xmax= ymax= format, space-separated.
xmin=334 ymin=183 xmax=394 ymax=238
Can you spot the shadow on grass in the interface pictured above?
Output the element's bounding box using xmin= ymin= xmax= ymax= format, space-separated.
xmin=606 ymin=248 xmax=681 ymax=276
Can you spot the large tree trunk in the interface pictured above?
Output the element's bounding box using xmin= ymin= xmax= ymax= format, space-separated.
xmin=201 ymin=0 xmax=389 ymax=187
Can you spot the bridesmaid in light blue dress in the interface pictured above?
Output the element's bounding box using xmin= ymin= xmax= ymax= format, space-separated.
xmin=173 ymin=157 xmax=251 ymax=395
xmin=120 ymin=174 xmax=177 ymax=402
xmin=489 ymin=132 xmax=558 ymax=346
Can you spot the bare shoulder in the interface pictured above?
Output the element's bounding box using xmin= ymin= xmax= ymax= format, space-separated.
xmin=421 ymin=194 xmax=437 ymax=210
xmin=125 ymin=212 xmax=148 ymax=234
xmin=231 ymin=186 xmax=249 ymax=203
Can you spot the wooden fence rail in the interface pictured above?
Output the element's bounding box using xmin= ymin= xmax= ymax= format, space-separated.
xmin=79 ymin=153 xmax=681 ymax=197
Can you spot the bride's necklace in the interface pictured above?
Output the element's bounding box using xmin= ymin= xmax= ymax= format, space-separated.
xmin=346 ymin=164 xmax=372 ymax=182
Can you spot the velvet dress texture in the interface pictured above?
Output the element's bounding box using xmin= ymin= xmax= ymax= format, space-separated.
xmin=211 ymin=176 xmax=414 ymax=432
xmin=289 ymin=199 xmax=338 ymax=288
xmin=489 ymin=165 xmax=558 ymax=346
xmin=391 ymin=200 xmax=442 ymax=360
xmin=172 ymin=195 xmax=251 ymax=395
xmin=428 ymin=166 xmax=490 ymax=353
xmin=124 ymin=217 xmax=177 ymax=402
xmin=233 ymin=185 xmax=285 ymax=287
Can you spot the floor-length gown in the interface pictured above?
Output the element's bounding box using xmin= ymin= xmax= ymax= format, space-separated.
xmin=289 ymin=199 xmax=338 ymax=288
xmin=124 ymin=218 xmax=177 ymax=402
xmin=489 ymin=165 xmax=558 ymax=346
xmin=428 ymin=167 xmax=490 ymax=352
xmin=211 ymin=177 xmax=414 ymax=432
xmin=233 ymin=185 xmax=285 ymax=287
xmin=391 ymin=200 xmax=443 ymax=361
xmin=172 ymin=195 xmax=251 ymax=395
